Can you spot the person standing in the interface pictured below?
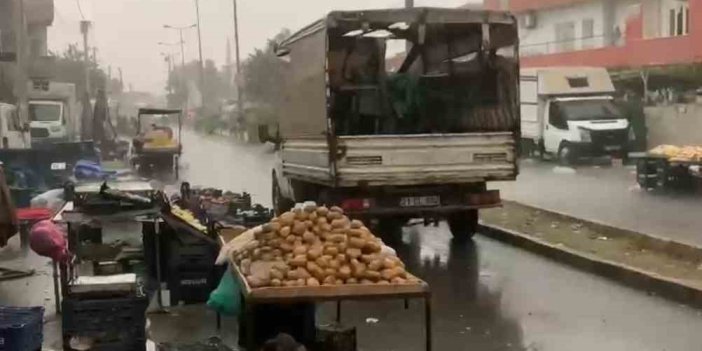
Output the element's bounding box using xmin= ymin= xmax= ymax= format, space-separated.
xmin=0 ymin=161 xmax=18 ymax=247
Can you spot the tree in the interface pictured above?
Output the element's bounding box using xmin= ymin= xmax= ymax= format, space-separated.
xmin=240 ymin=29 xmax=291 ymax=127
xmin=51 ymin=44 xmax=122 ymax=96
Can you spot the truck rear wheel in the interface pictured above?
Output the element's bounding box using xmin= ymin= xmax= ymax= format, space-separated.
xmin=447 ymin=210 xmax=478 ymax=241
xmin=272 ymin=177 xmax=294 ymax=215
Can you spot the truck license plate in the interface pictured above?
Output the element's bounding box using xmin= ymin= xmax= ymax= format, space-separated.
xmin=50 ymin=162 xmax=67 ymax=171
xmin=400 ymin=196 xmax=440 ymax=207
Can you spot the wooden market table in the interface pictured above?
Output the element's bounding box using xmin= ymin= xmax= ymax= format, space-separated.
xmin=230 ymin=263 xmax=433 ymax=351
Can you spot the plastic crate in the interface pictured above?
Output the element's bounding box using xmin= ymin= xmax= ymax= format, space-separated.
xmin=0 ymin=306 xmax=44 ymax=351
xmin=167 ymin=268 xmax=219 ymax=305
xmin=62 ymin=296 xmax=147 ymax=351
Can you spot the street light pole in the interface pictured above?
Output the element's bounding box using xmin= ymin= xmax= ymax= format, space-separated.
xmin=232 ymin=0 xmax=243 ymax=129
xmin=194 ymin=0 xmax=206 ymax=111
xmin=163 ymin=24 xmax=197 ymax=112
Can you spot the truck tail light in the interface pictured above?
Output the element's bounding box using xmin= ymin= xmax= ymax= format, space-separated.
xmin=341 ymin=198 xmax=372 ymax=211
xmin=466 ymin=190 xmax=501 ymax=206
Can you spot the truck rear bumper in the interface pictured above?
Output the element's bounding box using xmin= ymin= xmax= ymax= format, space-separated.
xmin=323 ymin=186 xmax=502 ymax=217
xmin=571 ymin=142 xmax=626 ymax=157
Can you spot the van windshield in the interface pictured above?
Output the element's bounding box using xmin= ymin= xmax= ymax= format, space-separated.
xmin=29 ymin=103 xmax=62 ymax=122
xmin=556 ymin=99 xmax=622 ymax=121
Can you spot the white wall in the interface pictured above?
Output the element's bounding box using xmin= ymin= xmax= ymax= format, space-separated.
xmin=518 ymin=1 xmax=606 ymax=56
xmin=518 ymin=0 xmax=674 ymax=57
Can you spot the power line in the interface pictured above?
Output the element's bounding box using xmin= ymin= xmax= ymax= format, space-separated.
xmin=75 ymin=0 xmax=85 ymax=20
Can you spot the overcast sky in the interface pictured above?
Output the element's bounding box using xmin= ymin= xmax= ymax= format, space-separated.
xmin=49 ymin=0 xmax=481 ymax=94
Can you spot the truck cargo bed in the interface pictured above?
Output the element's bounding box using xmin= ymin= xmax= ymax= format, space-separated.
xmin=282 ymin=132 xmax=517 ymax=187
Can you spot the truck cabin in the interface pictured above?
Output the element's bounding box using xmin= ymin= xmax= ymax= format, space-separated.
xmin=548 ymin=97 xmax=624 ymax=129
xmin=28 ymin=101 xmax=64 ymax=124
xmin=310 ymin=9 xmax=519 ymax=136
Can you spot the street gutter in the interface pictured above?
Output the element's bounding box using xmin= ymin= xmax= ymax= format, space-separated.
xmin=479 ymin=201 xmax=702 ymax=309
xmin=479 ymin=223 xmax=702 ymax=308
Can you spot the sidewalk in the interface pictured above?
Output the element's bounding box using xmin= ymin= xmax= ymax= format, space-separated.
xmin=494 ymin=160 xmax=702 ymax=247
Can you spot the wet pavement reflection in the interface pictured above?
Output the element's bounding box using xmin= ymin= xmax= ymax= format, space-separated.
xmin=4 ymin=130 xmax=702 ymax=350
xmin=178 ymin=130 xmax=702 ymax=351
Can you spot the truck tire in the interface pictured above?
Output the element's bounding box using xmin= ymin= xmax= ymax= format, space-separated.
xmin=272 ymin=177 xmax=294 ymax=215
xmin=447 ymin=210 xmax=478 ymax=241
xmin=375 ymin=217 xmax=404 ymax=245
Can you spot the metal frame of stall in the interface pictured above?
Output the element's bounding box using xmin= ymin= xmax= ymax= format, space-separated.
xmin=51 ymin=181 xmax=160 ymax=313
xmin=631 ymin=152 xmax=702 ymax=191
xmin=230 ymin=263 xmax=433 ymax=351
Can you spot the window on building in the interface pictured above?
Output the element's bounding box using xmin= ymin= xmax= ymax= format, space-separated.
xmin=567 ymin=77 xmax=590 ymax=88
xmin=582 ymin=19 xmax=595 ymax=49
xmin=668 ymin=1 xmax=690 ymax=36
xmin=555 ymin=21 xmax=576 ymax=53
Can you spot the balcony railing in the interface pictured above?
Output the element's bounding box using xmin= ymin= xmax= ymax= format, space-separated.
xmin=520 ymin=34 xmax=614 ymax=57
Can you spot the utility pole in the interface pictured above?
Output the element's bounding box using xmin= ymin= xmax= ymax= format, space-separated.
xmin=13 ymin=0 xmax=28 ymax=124
xmin=405 ymin=0 xmax=414 ymax=52
xmin=163 ymin=24 xmax=196 ymax=111
xmin=80 ymin=20 xmax=91 ymax=96
xmin=118 ymin=67 xmax=123 ymax=91
xmin=194 ymin=0 xmax=206 ymax=111
xmin=232 ymin=0 xmax=243 ymax=128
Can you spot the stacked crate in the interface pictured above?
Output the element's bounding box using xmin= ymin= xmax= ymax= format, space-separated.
xmin=166 ymin=228 xmax=222 ymax=305
xmin=0 ymin=306 xmax=44 ymax=351
xmin=61 ymin=295 xmax=149 ymax=351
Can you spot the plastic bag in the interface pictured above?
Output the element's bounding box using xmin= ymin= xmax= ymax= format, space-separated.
xmin=29 ymin=220 xmax=69 ymax=262
xmin=207 ymin=266 xmax=241 ymax=316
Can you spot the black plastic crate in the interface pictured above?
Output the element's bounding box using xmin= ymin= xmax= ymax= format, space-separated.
xmin=0 ymin=306 xmax=44 ymax=351
xmin=168 ymin=244 xmax=217 ymax=272
xmin=167 ymin=268 xmax=223 ymax=305
xmin=62 ymin=296 xmax=148 ymax=351
xmin=64 ymin=336 xmax=146 ymax=351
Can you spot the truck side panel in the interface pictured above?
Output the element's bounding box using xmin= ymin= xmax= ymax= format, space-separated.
xmin=282 ymin=133 xmax=516 ymax=187
xmin=520 ymin=74 xmax=541 ymax=140
xmin=281 ymin=139 xmax=331 ymax=183
xmin=279 ymin=29 xmax=328 ymax=139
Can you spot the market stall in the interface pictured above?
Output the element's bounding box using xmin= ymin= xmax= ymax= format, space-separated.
xmin=224 ymin=203 xmax=432 ymax=350
xmin=52 ymin=180 xmax=159 ymax=351
xmin=143 ymin=183 xmax=273 ymax=306
xmin=632 ymin=145 xmax=702 ymax=192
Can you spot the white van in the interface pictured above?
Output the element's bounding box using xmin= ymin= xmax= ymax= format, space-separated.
xmin=520 ymin=67 xmax=629 ymax=164
xmin=0 ymin=103 xmax=30 ymax=149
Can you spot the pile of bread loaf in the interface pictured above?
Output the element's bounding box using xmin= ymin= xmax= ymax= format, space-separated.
xmin=230 ymin=204 xmax=416 ymax=288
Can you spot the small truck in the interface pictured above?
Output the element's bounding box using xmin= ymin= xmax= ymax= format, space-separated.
xmin=272 ymin=8 xmax=520 ymax=239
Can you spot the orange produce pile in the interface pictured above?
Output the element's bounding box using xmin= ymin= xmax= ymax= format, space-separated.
xmin=229 ymin=204 xmax=417 ymax=288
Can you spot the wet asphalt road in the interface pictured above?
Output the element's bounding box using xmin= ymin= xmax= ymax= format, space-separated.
xmin=177 ymin=130 xmax=702 ymax=350
xmin=496 ymin=160 xmax=702 ymax=247
xmin=2 ymin=130 xmax=702 ymax=350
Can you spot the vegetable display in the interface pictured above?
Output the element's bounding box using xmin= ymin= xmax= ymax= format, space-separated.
xmin=230 ymin=204 xmax=417 ymax=288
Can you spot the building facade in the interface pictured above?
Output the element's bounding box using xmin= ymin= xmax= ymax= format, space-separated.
xmin=485 ymin=0 xmax=701 ymax=69
xmin=0 ymin=0 xmax=54 ymax=102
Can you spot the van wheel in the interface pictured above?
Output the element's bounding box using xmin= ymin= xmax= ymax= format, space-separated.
xmin=447 ymin=210 xmax=478 ymax=241
xmin=558 ymin=143 xmax=574 ymax=166
xmin=272 ymin=177 xmax=294 ymax=215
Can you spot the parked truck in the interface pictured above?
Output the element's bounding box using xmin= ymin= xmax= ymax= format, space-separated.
xmin=271 ymin=8 xmax=520 ymax=239
xmin=520 ymin=67 xmax=629 ymax=164
xmin=27 ymin=80 xmax=81 ymax=144
xmin=0 ymin=103 xmax=30 ymax=149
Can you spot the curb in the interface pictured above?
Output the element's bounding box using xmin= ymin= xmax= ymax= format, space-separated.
xmin=501 ymin=200 xmax=702 ymax=263
xmin=478 ymin=223 xmax=702 ymax=309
